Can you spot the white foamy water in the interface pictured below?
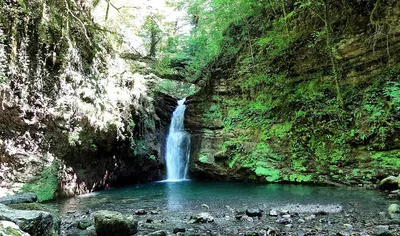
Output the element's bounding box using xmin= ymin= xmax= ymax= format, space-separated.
xmin=165 ymin=98 xmax=191 ymax=181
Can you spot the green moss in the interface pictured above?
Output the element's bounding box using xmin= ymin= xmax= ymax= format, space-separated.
xmin=21 ymin=163 xmax=59 ymax=202
xmin=4 ymin=227 xmax=20 ymax=236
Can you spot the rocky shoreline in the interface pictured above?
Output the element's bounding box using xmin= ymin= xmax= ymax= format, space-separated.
xmin=60 ymin=201 xmax=399 ymax=236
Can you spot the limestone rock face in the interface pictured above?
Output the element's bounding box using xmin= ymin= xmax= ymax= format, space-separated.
xmin=185 ymin=1 xmax=400 ymax=185
xmin=0 ymin=204 xmax=56 ymax=236
xmin=94 ymin=210 xmax=138 ymax=236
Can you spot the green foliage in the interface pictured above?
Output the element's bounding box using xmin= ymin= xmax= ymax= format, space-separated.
xmin=155 ymin=79 xmax=197 ymax=98
xmin=201 ymin=104 xmax=223 ymax=122
xmin=199 ymin=153 xmax=209 ymax=163
xmin=288 ymin=174 xmax=312 ymax=182
xmin=21 ymin=164 xmax=59 ymax=202
xmin=255 ymin=166 xmax=280 ymax=182
xmin=371 ymin=151 xmax=400 ymax=170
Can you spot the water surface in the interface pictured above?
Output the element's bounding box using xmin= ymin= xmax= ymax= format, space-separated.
xmin=51 ymin=181 xmax=393 ymax=215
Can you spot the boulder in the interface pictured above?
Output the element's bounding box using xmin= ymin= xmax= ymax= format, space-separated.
xmin=189 ymin=212 xmax=214 ymax=223
xmin=0 ymin=193 xmax=37 ymax=205
xmin=379 ymin=176 xmax=399 ymax=191
xmin=8 ymin=203 xmax=61 ymax=234
xmin=94 ymin=210 xmax=138 ymax=236
xmin=0 ymin=204 xmax=56 ymax=236
xmin=0 ymin=220 xmax=30 ymax=236
xmin=388 ymin=204 xmax=400 ymax=220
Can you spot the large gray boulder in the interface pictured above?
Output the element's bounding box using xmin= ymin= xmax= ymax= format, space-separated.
xmin=0 ymin=220 xmax=30 ymax=236
xmin=0 ymin=204 xmax=56 ymax=236
xmin=94 ymin=210 xmax=138 ymax=236
xmin=0 ymin=193 xmax=37 ymax=205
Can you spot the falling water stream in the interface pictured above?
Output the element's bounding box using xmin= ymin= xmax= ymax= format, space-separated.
xmin=165 ymin=98 xmax=191 ymax=181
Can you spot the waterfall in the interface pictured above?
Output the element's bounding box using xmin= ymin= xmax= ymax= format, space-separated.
xmin=165 ymin=98 xmax=191 ymax=181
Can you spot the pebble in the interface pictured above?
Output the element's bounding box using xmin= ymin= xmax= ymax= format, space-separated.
xmin=173 ymin=226 xmax=186 ymax=234
xmin=276 ymin=217 xmax=292 ymax=224
xmin=298 ymin=219 xmax=305 ymax=223
xmin=343 ymin=224 xmax=353 ymax=229
xmin=149 ymin=230 xmax=167 ymax=236
xmin=269 ymin=209 xmax=278 ymax=217
xmin=246 ymin=216 xmax=254 ymax=222
xmin=282 ymin=214 xmax=291 ymax=218
xmin=375 ymin=225 xmax=389 ymax=231
xmin=135 ymin=209 xmax=147 ymax=215
xmin=305 ymin=214 xmax=316 ymax=221
xmin=246 ymin=208 xmax=262 ymax=217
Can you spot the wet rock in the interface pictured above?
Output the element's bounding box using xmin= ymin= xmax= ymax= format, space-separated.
xmin=173 ymin=226 xmax=186 ymax=233
xmin=150 ymin=210 xmax=158 ymax=215
xmin=269 ymin=209 xmax=278 ymax=217
xmin=246 ymin=208 xmax=262 ymax=217
xmin=134 ymin=209 xmax=147 ymax=215
xmin=246 ymin=216 xmax=254 ymax=222
xmin=146 ymin=219 xmax=153 ymax=223
xmin=245 ymin=231 xmax=260 ymax=236
xmin=0 ymin=193 xmax=37 ymax=205
xmin=150 ymin=230 xmax=167 ymax=236
xmin=336 ymin=232 xmax=351 ymax=236
xmin=189 ymin=212 xmax=214 ymax=223
xmin=276 ymin=217 xmax=292 ymax=224
xmin=265 ymin=226 xmax=280 ymax=235
xmin=375 ymin=225 xmax=390 ymax=235
xmin=77 ymin=219 xmax=93 ymax=230
xmin=235 ymin=214 xmax=243 ymax=220
xmin=343 ymin=224 xmax=353 ymax=230
xmin=85 ymin=225 xmax=97 ymax=236
xmin=304 ymin=214 xmax=316 ymax=221
xmin=94 ymin=210 xmax=138 ymax=236
xmin=297 ymin=231 xmax=305 ymax=236
xmin=0 ymin=203 xmax=56 ymax=236
xmin=298 ymin=219 xmax=305 ymax=223
xmin=379 ymin=176 xmax=399 ymax=191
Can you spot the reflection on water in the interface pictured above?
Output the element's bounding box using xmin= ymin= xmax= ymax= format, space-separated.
xmin=47 ymin=181 xmax=394 ymax=216
xmin=166 ymin=181 xmax=185 ymax=210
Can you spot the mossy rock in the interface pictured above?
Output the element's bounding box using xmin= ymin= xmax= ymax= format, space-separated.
xmin=94 ymin=210 xmax=138 ymax=236
xmin=379 ymin=176 xmax=399 ymax=191
xmin=0 ymin=221 xmax=29 ymax=236
xmin=388 ymin=204 xmax=400 ymax=220
xmin=77 ymin=219 xmax=93 ymax=230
